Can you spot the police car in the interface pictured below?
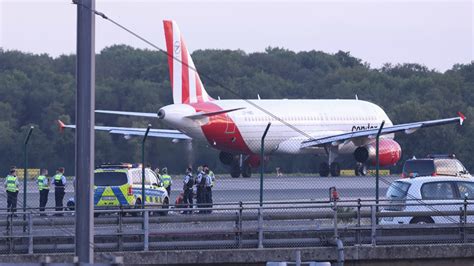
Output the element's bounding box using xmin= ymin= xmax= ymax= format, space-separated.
xmin=71 ymin=163 xmax=169 ymax=216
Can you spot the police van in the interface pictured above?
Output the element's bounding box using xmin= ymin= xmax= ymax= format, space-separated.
xmin=94 ymin=163 xmax=169 ymax=216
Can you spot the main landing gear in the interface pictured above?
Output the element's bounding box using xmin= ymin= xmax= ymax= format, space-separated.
xmin=319 ymin=162 xmax=341 ymax=177
xmin=230 ymin=159 xmax=252 ymax=178
xmin=354 ymin=162 xmax=367 ymax=176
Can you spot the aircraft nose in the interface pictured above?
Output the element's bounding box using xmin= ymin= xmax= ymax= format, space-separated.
xmin=157 ymin=108 xmax=165 ymax=119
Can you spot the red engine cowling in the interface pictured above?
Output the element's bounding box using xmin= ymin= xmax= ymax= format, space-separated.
xmin=354 ymin=139 xmax=402 ymax=166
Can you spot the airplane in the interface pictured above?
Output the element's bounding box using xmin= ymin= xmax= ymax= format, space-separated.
xmin=59 ymin=20 xmax=466 ymax=178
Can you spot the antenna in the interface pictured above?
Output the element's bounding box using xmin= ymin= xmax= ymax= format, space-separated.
xmin=355 ymin=94 xmax=359 ymax=100
xmin=257 ymin=94 xmax=261 ymax=100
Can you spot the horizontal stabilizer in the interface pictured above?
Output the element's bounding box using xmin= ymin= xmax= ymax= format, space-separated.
xmin=185 ymin=107 xmax=245 ymax=120
xmin=57 ymin=120 xmax=191 ymax=140
xmin=95 ymin=110 xmax=157 ymax=118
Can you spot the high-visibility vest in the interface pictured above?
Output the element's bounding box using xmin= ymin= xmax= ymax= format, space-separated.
xmin=37 ymin=175 xmax=49 ymax=191
xmin=6 ymin=175 xmax=18 ymax=192
xmin=161 ymin=174 xmax=171 ymax=188
xmin=54 ymin=174 xmax=64 ymax=187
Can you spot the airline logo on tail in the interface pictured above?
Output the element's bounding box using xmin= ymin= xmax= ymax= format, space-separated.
xmin=163 ymin=20 xmax=212 ymax=104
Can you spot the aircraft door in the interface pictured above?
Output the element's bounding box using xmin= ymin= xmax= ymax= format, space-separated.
xmin=225 ymin=114 xmax=236 ymax=134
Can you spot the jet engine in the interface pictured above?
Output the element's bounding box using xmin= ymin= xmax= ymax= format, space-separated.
xmin=354 ymin=139 xmax=401 ymax=166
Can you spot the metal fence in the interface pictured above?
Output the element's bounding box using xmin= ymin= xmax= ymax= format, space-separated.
xmin=1 ymin=199 xmax=474 ymax=255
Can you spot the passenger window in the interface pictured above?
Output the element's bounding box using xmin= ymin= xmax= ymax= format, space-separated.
xmin=456 ymin=182 xmax=474 ymax=199
xmin=421 ymin=182 xmax=456 ymax=199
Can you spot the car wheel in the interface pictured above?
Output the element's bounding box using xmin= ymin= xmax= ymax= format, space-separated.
xmin=410 ymin=217 xmax=434 ymax=224
xmin=131 ymin=199 xmax=142 ymax=217
xmin=160 ymin=198 xmax=169 ymax=216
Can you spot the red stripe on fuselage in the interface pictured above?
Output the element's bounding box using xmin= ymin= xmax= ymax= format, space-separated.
xmin=189 ymin=102 xmax=252 ymax=154
xmin=163 ymin=21 xmax=174 ymax=89
xmin=181 ymin=38 xmax=190 ymax=104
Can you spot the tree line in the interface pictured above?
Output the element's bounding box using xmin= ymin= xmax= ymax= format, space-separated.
xmin=0 ymin=45 xmax=472 ymax=175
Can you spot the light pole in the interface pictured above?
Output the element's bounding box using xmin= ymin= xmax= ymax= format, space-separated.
xmin=375 ymin=120 xmax=385 ymax=218
xmin=259 ymin=123 xmax=271 ymax=207
xmin=23 ymin=125 xmax=33 ymax=232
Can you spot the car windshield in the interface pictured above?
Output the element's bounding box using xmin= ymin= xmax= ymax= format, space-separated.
xmin=386 ymin=181 xmax=411 ymax=200
xmin=456 ymin=182 xmax=474 ymax=199
xmin=403 ymin=160 xmax=434 ymax=177
xmin=434 ymin=159 xmax=467 ymax=176
xmin=94 ymin=171 xmax=128 ymax=186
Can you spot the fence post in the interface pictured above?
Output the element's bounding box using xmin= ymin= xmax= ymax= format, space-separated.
xmin=356 ymin=198 xmax=361 ymax=245
xmin=260 ymin=123 xmax=271 ymax=207
xmin=237 ymin=201 xmax=243 ymax=248
xmin=258 ymin=207 xmax=264 ymax=248
xmin=23 ymin=126 xmax=34 ymax=232
xmin=143 ymin=210 xmax=149 ymax=251
xmin=118 ymin=210 xmax=123 ymax=251
xmin=371 ymin=205 xmax=376 ymax=246
xmin=141 ymin=124 xmax=151 ymax=210
xmin=28 ymin=212 xmax=33 ymax=254
xmin=375 ymin=120 xmax=385 ymax=220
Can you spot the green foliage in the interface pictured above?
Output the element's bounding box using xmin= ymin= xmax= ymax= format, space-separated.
xmin=0 ymin=46 xmax=472 ymax=175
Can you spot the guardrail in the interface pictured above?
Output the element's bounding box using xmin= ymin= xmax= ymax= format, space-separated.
xmin=0 ymin=199 xmax=473 ymax=255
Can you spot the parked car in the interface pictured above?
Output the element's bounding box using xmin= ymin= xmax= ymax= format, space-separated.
xmin=381 ymin=176 xmax=474 ymax=224
xmin=68 ymin=163 xmax=169 ymax=216
xmin=402 ymin=154 xmax=471 ymax=178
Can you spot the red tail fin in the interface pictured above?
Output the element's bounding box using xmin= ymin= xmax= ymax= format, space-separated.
xmin=163 ymin=20 xmax=212 ymax=104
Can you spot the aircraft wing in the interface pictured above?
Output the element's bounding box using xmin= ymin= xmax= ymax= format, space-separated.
xmin=95 ymin=110 xmax=157 ymax=118
xmin=301 ymin=113 xmax=465 ymax=148
xmin=58 ymin=120 xmax=191 ymax=140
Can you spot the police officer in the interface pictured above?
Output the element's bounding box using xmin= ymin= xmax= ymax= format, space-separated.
xmin=37 ymin=168 xmax=49 ymax=215
xmin=203 ymin=165 xmax=216 ymax=188
xmin=196 ymin=166 xmax=206 ymax=213
xmin=182 ymin=167 xmax=194 ymax=214
xmin=161 ymin=167 xmax=172 ymax=198
xmin=204 ymin=168 xmax=213 ymax=214
xmin=53 ymin=167 xmax=67 ymax=215
xmin=5 ymin=168 xmax=19 ymax=215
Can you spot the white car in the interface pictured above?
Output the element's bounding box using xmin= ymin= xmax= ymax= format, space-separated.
xmin=381 ymin=176 xmax=474 ymax=224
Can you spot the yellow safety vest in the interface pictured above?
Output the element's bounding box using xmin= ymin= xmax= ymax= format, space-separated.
xmin=161 ymin=174 xmax=171 ymax=188
xmin=6 ymin=175 xmax=18 ymax=192
xmin=37 ymin=175 xmax=49 ymax=191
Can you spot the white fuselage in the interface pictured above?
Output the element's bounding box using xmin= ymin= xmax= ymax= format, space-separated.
xmin=160 ymin=99 xmax=393 ymax=156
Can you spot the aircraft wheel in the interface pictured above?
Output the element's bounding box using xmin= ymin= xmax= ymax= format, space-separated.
xmin=242 ymin=164 xmax=252 ymax=178
xmin=359 ymin=164 xmax=368 ymax=176
xmin=319 ymin=162 xmax=330 ymax=177
xmin=230 ymin=162 xmax=241 ymax=178
xmin=330 ymin=162 xmax=341 ymax=177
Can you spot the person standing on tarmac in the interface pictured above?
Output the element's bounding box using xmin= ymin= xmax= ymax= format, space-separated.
xmin=182 ymin=167 xmax=194 ymax=214
xmin=196 ymin=166 xmax=206 ymax=213
xmin=204 ymin=168 xmax=213 ymax=214
xmin=53 ymin=167 xmax=67 ymax=216
xmin=37 ymin=168 xmax=50 ymax=215
xmin=5 ymin=168 xmax=19 ymax=216
xmin=161 ymin=167 xmax=172 ymax=198
xmin=203 ymin=164 xmax=216 ymax=188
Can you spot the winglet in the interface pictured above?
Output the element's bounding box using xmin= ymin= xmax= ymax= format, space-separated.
xmin=57 ymin=120 xmax=65 ymax=133
xmin=458 ymin=112 xmax=466 ymax=125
